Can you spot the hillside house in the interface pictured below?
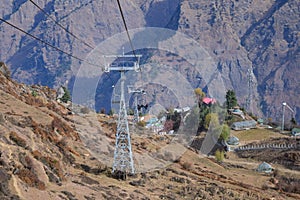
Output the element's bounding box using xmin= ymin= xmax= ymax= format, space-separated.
xmin=227 ymin=136 xmax=239 ymax=145
xmin=291 ymin=128 xmax=300 ymax=136
xmin=257 ymin=118 xmax=264 ymax=125
xmin=174 ymin=106 xmax=190 ymax=113
xmin=257 ymin=162 xmax=273 ymax=173
xmin=202 ymin=97 xmax=216 ymax=105
xmin=229 ymin=107 xmax=245 ymax=119
xmin=231 ymin=120 xmax=257 ymax=130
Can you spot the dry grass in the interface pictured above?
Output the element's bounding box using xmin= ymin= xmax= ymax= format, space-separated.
xmin=0 ymin=90 xmax=52 ymax=125
xmin=232 ymin=128 xmax=283 ymax=142
xmin=9 ymin=131 xmax=27 ymax=148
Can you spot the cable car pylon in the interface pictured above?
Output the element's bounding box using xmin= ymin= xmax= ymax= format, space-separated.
xmin=104 ymin=51 xmax=142 ymax=178
xmin=128 ymin=86 xmax=146 ymax=123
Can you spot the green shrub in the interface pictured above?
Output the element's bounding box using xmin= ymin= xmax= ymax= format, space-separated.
xmin=220 ymin=124 xmax=230 ymax=141
xmin=61 ymin=87 xmax=71 ymax=103
xmin=215 ymin=149 xmax=224 ymax=163
xmin=31 ymin=90 xmax=38 ymax=97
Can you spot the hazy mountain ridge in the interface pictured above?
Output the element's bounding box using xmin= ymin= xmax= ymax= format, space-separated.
xmin=0 ymin=0 xmax=299 ymax=123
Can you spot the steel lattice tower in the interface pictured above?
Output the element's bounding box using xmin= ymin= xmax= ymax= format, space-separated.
xmin=133 ymin=95 xmax=139 ymax=123
xmin=128 ymin=86 xmax=145 ymax=123
xmin=104 ymin=53 xmax=141 ymax=175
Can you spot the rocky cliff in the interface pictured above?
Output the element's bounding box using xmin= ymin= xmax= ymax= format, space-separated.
xmin=174 ymin=0 xmax=299 ymax=123
xmin=0 ymin=0 xmax=299 ymax=123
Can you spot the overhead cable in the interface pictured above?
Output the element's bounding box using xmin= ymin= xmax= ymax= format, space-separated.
xmin=0 ymin=17 xmax=101 ymax=68
xmin=116 ymin=0 xmax=137 ymax=59
xmin=29 ymin=0 xmax=94 ymax=49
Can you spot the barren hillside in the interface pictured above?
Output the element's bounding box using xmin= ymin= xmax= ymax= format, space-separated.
xmin=1 ymin=65 xmax=300 ymax=199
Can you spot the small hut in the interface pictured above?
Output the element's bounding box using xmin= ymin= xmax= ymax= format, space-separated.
xmin=291 ymin=128 xmax=300 ymax=136
xmin=257 ymin=162 xmax=273 ymax=173
xmin=227 ymin=136 xmax=239 ymax=145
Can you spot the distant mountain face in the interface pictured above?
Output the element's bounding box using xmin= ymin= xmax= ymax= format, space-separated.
xmin=0 ymin=0 xmax=299 ymax=123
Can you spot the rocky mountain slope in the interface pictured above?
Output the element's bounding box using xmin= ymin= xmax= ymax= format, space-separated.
xmin=1 ymin=63 xmax=300 ymax=199
xmin=175 ymin=0 xmax=299 ymax=122
xmin=0 ymin=0 xmax=299 ymax=123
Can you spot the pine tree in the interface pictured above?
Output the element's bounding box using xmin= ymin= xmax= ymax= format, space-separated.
xmin=61 ymin=87 xmax=71 ymax=103
xmin=225 ymin=90 xmax=237 ymax=109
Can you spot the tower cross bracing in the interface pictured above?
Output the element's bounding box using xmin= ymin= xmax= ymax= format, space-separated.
xmin=104 ymin=53 xmax=141 ymax=175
